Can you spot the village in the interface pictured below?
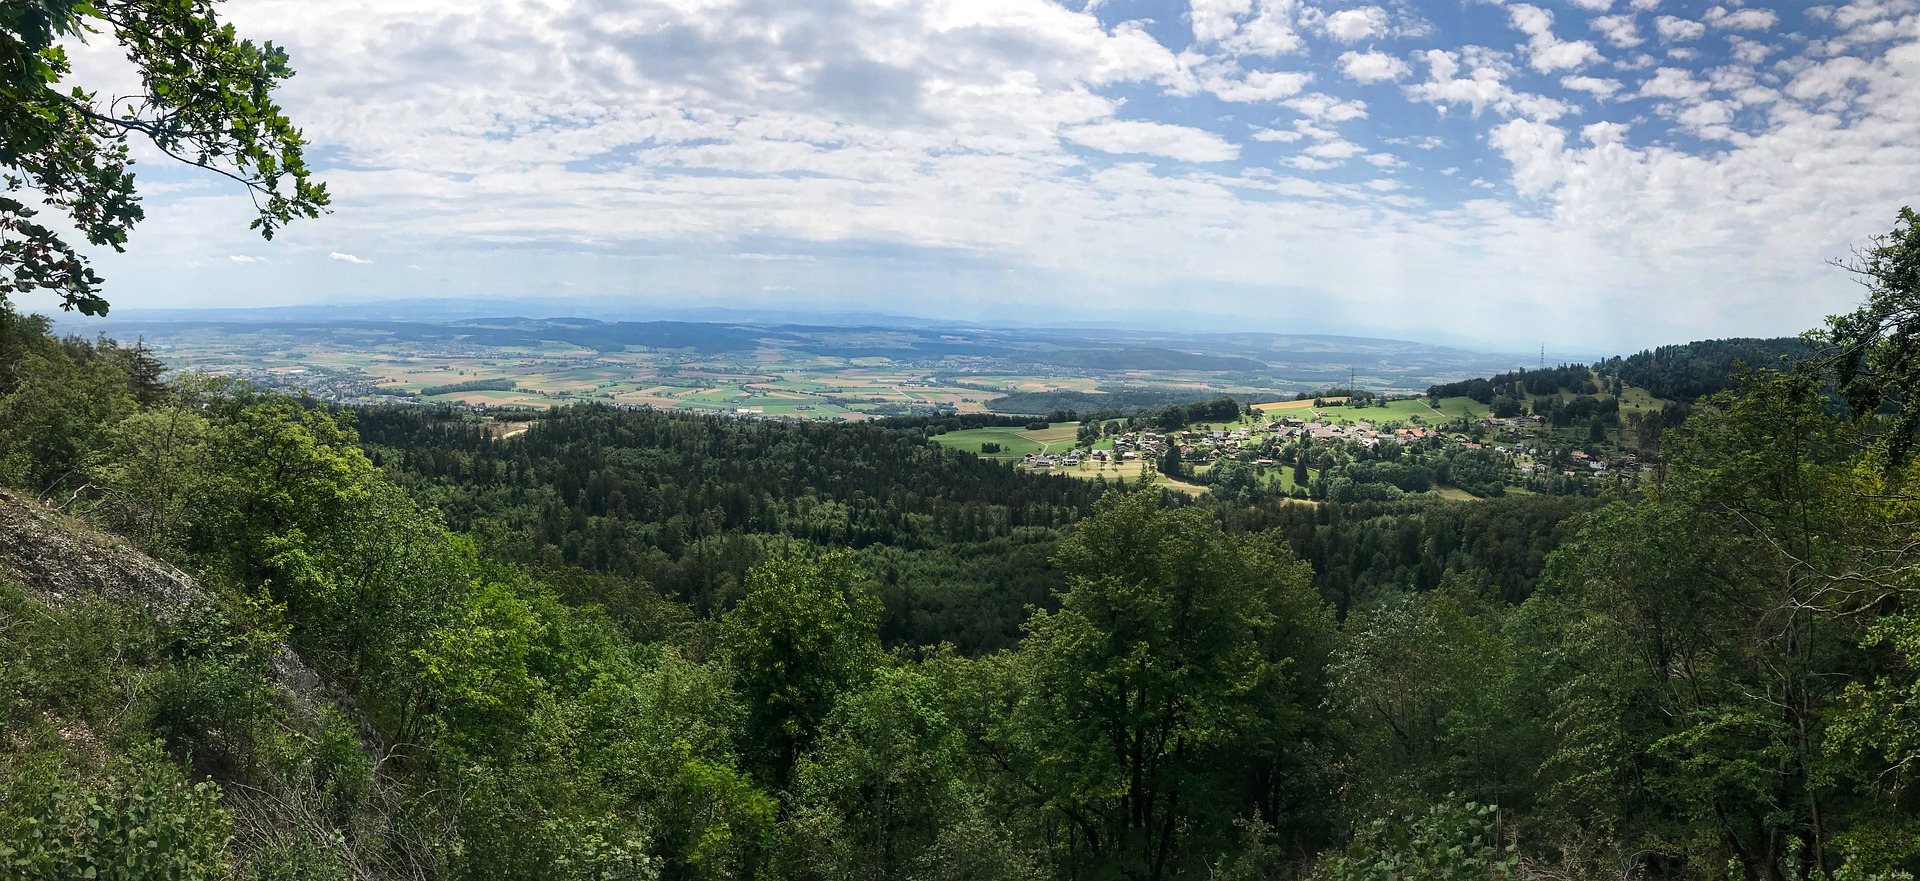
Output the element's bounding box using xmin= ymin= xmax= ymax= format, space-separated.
xmin=1004 ymin=403 xmax=1657 ymax=496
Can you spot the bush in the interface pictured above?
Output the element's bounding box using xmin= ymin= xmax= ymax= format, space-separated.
xmin=1312 ymin=800 xmax=1516 ymax=881
xmin=0 ymin=745 xmax=234 ymax=881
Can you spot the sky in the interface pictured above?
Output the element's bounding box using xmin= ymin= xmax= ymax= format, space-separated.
xmin=29 ymin=0 xmax=1920 ymax=351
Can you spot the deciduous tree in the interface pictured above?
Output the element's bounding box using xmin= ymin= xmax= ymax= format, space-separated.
xmin=1 ymin=0 xmax=327 ymax=314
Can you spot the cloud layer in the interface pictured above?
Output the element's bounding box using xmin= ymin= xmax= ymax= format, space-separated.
xmin=49 ymin=0 xmax=1920 ymax=351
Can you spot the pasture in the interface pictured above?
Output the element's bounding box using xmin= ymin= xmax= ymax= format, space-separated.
xmin=933 ymin=422 xmax=1083 ymax=459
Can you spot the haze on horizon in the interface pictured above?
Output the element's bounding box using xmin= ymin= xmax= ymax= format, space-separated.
xmin=24 ymin=0 xmax=1920 ymax=353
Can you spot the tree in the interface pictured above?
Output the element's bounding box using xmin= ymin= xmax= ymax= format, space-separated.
xmin=1 ymin=0 xmax=328 ymax=315
xmin=784 ymin=667 xmax=984 ymax=881
xmin=1823 ymin=206 xmax=1920 ymax=463
xmin=719 ymin=553 xmax=884 ymax=787
xmin=1000 ymin=484 xmax=1336 ymax=879
xmin=1521 ymin=370 xmax=1889 ymax=878
xmin=1330 ymin=584 xmax=1542 ymax=821
xmin=1158 ymin=443 xmax=1184 ymax=479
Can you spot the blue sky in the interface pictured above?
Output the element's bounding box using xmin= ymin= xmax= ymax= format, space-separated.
xmin=32 ymin=0 xmax=1920 ymax=351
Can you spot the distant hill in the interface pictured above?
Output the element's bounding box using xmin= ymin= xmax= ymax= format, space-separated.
xmin=1428 ymin=337 xmax=1814 ymax=404
xmin=1035 ymin=348 xmax=1268 ymax=372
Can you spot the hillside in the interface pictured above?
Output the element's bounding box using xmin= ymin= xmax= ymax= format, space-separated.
xmin=1426 ymin=336 xmax=1813 ymax=417
xmin=0 ymin=492 xmax=395 ymax=878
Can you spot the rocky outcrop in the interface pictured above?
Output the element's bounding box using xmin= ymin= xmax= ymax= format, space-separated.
xmin=0 ymin=489 xmax=197 ymax=615
xmin=0 ymin=489 xmax=383 ymax=755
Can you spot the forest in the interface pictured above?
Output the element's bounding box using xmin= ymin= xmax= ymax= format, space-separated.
xmin=1 ymin=209 xmax=1919 ymax=880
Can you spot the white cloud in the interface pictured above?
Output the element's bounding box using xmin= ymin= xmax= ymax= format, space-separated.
xmin=1727 ymin=35 xmax=1774 ymax=64
xmin=1674 ymin=99 xmax=1735 ymax=132
xmin=1197 ymin=64 xmax=1314 ymax=101
xmin=1303 ymin=139 xmax=1366 ymax=159
xmin=329 ymin=252 xmax=372 ymax=264
xmin=228 ymin=255 xmax=269 ymax=265
xmin=1654 ymin=15 xmax=1706 ymax=41
xmin=1590 ymin=15 xmax=1642 ymax=48
xmin=1567 ymin=0 xmax=1614 ymax=9
xmin=1703 ymin=6 xmax=1779 ymax=30
xmin=1639 ymin=67 xmax=1710 ymax=101
xmin=1405 ymin=48 xmax=1572 ymax=119
xmin=1339 ymin=50 xmax=1411 ymax=84
xmin=1784 ymin=56 xmax=1875 ymax=101
xmin=1063 ymin=120 xmax=1241 ymax=162
xmin=1189 ymin=0 xmax=1306 ymax=55
xmin=1285 ymin=92 xmax=1368 ymax=120
xmin=1506 ymin=4 xmax=1604 ymax=72
xmin=1321 ymin=6 xmax=1389 ymax=42
xmin=1562 ymin=75 xmax=1623 ymax=98
xmin=1249 ymin=126 xmax=1304 ymax=142
xmin=1480 ymin=33 xmax=1920 ymax=341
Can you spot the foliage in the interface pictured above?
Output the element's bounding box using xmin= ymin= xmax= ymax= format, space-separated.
xmin=418 ymin=378 xmax=516 ymax=397
xmin=1311 ymin=800 xmax=1517 ymax=881
xmin=0 ymin=745 xmax=234 ymax=880
xmin=719 ymin=552 xmax=884 ymax=786
xmin=0 ymin=0 xmax=327 ymax=314
xmin=995 ymin=483 xmax=1337 ymax=879
xmin=1825 ymin=206 xmax=1920 ymax=463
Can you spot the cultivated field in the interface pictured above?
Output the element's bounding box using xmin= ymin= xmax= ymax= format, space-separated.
xmin=933 ymin=423 xmax=1081 ymax=459
xmin=108 ymin=318 xmax=1526 ymax=422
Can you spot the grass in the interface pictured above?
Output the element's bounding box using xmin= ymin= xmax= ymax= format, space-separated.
xmin=933 ymin=422 xmax=1084 ymax=458
xmin=1252 ymin=396 xmax=1499 ymax=427
xmin=1253 ymin=398 xmax=1346 ymax=413
xmin=1042 ymin=460 xmax=1209 ymax=496
xmin=1615 ymin=386 xmax=1669 ymax=413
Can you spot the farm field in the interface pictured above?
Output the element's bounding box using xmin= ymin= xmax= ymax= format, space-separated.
xmin=1249 ymin=396 xmax=1487 ymax=426
xmin=932 ymin=423 xmax=1082 ymax=459
xmin=86 ymin=314 xmax=1527 ymax=420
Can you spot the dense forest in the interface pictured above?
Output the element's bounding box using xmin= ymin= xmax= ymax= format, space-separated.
xmin=4 ymin=210 xmax=1920 ymax=881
